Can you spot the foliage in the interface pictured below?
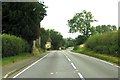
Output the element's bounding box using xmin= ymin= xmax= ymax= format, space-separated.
xmin=40 ymin=28 xmax=65 ymax=50
xmin=72 ymin=46 xmax=118 ymax=65
xmin=68 ymin=10 xmax=97 ymax=38
xmin=2 ymin=2 xmax=47 ymax=44
xmin=94 ymin=25 xmax=117 ymax=34
xmin=2 ymin=52 xmax=32 ymax=66
xmin=32 ymin=47 xmax=40 ymax=55
xmin=64 ymin=38 xmax=75 ymax=47
xmin=2 ymin=34 xmax=30 ymax=57
xmin=85 ymin=31 xmax=118 ymax=56
xmin=74 ymin=35 xmax=86 ymax=45
xmin=40 ymin=28 xmax=49 ymax=49
xmin=48 ymin=29 xmax=64 ymax=50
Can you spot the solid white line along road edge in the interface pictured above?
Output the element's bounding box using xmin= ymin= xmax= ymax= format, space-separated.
xmin=4 ymin=69 xmax=17 ymax=78
xmin=13 ymin=54 xmax=48 ymax=78
xmin=69 ymin=51 xmax=120 ymax=68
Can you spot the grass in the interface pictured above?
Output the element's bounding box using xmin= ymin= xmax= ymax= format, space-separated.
xmin=72 ymin=45 xmax=119 ymax=65
xmin=2 ymin=53 xmax=33 ymax=66
xmin=1 ymin=48 xmax=49 ymax=66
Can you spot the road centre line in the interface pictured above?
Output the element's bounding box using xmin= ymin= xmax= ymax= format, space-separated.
xmin=67 ymin=58 xmax=71 ymax=62
xmin=13 ymin=54 xmax=48 ymax=78
xmin=63 ymin=53 xmax=85 ymax=80
xmin=78 ymin=73 xmax=85 ymax=80
xmin=71 ymin=63 xmax=77 ymax=70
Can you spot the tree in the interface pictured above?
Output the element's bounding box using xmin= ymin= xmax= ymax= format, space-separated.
xmin=75 ymin=35 xmax=86 ymax=45
xmin=2 ymin=2 xmax=47 ymax=44
xmin=48 ymin=29 xmax=64 ymax=50
xmin=95 ymin=25 xmax=117 ymax=34
xmin=68 ymin=10 xmax=97 ymax=39
xmin=40 ymin=28 xmax=49 ymax=49
xmin=64 ymin=38 xmax=75 ymax=47
xmin=40 ymin=28 xmax=64 ymax=50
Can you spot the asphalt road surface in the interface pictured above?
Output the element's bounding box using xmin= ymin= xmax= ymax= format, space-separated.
xmin=10 ymin=50 xmax=119 ymax=79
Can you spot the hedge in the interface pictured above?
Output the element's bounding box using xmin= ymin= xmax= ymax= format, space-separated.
xmin=85 ymin=31 xmax=118 ymax=56
xmin=2 ymin=34 xmax=30 ymax=57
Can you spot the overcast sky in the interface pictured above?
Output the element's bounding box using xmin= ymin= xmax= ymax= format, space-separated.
xmin=40 ymin=0 xmax=119 ymax=39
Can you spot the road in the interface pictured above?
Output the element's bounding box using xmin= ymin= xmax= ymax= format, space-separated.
xmin=10 ymin=50 xmax=118 ymax=79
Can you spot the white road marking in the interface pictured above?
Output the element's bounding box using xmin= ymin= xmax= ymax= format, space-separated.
xmin=50 ymin=73 xmax=54 ymax=74
xmin=13 ymin=54 xmax=48 ymax=78
xmin=69 ymin=51 xmax=120 ymax=68
xmin=76 ymin=70 xmax=78 ymax=72
xmin=78 ymin=72 xmax=85 ymax=80
xmin=67 ymin=58 xmax=71 ymax=62
xmin=4 ymin=69 xmax=17 ymax=78
xmin=71 ymin=63 xmax=77 ymax=70
xmin=63 ymin=53 xmax=85 ymax=80
xmin=4 ymin=74 xmax=8 ymax=78
xmin=56 ymin=72 xmax=58 ymax=74
xmin=65 ymin=55 xmax=68 ymax=58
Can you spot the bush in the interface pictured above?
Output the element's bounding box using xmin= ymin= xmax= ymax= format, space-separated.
xmin=73 ymin=46 xmax=80 ymax=50
xmin=85 ymin=31 xmax=118 ymax=56
xmin=2 ymin=34 xmax=30 ymax=57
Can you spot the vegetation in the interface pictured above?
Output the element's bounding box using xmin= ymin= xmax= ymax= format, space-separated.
xmin=68 ymin=10 xmax=117 ymax=46
xmin=72 ymin=45 xmax=119 ymax=65
xmin=68 ymin=10 xmax=97 ymax=39
xmin=73 ymin=30 xmax=119 ymax=65
xmin=2 ymin=34 xmax=30 ymax=57
xmin=74 ymin=35 xmax=86 ymax=45
xmin=40 ymin=28 xmax=65 ymax=50
xmin=40 ymin=28 xmax=49 ymax=49
xmin=2 ymin=2 xmax=47 ymax=51
xmin=2 ymin=53 xmax=33 ymax=66
xmin=94 ymin=25 xmax=117 ymax=34
xmin=85 ymin=31 xmax=118 ymax=56
xmin=49 ymin=29 xmax=64 ymax=50
xmin=64 ymin=38 xmax=75 ymax=48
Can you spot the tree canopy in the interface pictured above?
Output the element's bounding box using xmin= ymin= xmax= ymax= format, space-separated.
xmin=40 ymin=28 xmax=65 ymax=50
xmin=2 ymin=2 xmax=47 ymax=43
xmin=68 ymin=10 xmax=97 ymax=38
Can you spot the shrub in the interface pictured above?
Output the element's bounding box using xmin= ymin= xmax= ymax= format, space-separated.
xmin=73 ymin=46 xmax=80 ymax=50
xmin=85 ymin=31 xmax=118 ymax=56
xmin=2 ymin=34 xmax=30 ymax=57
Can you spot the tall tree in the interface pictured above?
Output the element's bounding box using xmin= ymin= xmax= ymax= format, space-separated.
xmin=95 ymin=25 xmax=117 ymax=34
xmin=75 ymin=35 xmax=86 ymax=45
xmin=68 ymin=10 xmax=97 ymax=39
xmin=2 ymin=2 xmax=47 ymax=43
xmin=40 ymin=28 xmax=64 ymax=50
xmin=64 ymin=38 xmax=75 ymax=47
xmin=40 ymin=28 xmax=49 ymax=49
xmin=48 ymin=29 xmax=64 ymax=50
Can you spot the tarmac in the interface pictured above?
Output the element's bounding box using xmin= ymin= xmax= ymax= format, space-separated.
xmin=1 ymin=52 xmax=48 ymax=79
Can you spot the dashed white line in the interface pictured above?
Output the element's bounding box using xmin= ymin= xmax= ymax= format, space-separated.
xmin=13 ymin=54 xmax=48 ymax=78
xmin=65 ymin=55 xmax=68 ymax=58
xmin=63 ymin=53 xmax=85 ymax=80
xmin=67 ymin=58 xmax=71 ymax=62
xmin=78 ymin=72 xmax=85 ymax=80
xmin=71 ymin=63 xmax=77 ymax=70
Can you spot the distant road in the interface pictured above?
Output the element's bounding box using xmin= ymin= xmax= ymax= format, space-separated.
xmin=11 ymin=50 xmax=118 ymax=79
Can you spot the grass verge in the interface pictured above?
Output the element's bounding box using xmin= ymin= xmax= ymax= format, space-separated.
xmin=2 ymin=53 xmax=33 ymax=66
xmin=72 ymin=46 xmax=119 ymax=65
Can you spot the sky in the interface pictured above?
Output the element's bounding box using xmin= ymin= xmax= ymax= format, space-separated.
xmin=40 ymin=0 xmax=119 ymax=39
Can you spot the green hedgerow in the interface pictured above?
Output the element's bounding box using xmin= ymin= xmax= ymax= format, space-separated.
xmin=85 ymin=31 xmax=118 ymax=56
xmin=2 ymin=34 xmax=30 ymax=57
